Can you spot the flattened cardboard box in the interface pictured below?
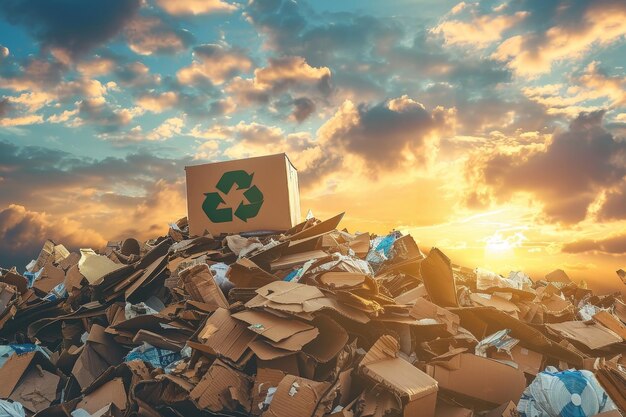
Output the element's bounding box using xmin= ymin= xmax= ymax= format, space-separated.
xmin=426 ymin=353 xmax=526 ymax=408
xmin=186 ymin=153 xmax=301 ymax=236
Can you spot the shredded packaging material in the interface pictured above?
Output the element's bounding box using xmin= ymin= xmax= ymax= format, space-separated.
xmin=0 ymin=212 xmax=624 ymax=417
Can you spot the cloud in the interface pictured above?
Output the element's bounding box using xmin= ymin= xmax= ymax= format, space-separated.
xmin=295 ymin=95 xmax=455 ymax=187
xmin=47 ymin=109 xmax=79 ymax=124
xmin=562 ymin=234 xmax=626 ymax=255
xmin=125 ymin=15 xmax=194 ymax=55
xmin=254 ymin=56 xmax=331 ymax=91
xmin=0 ymin=98 xmax=9 ymax=117
xmin=521 ymin=62 xmax=625 ymax=117
xmin=76 ymin=55 xmax=117 ymax=77
xmin=6 ymin=91 xmax=53 ymax=112
xmin=0 ymin=0 xmax=141 ymax=56
xmin=245 ymin=0 xmax=402 ymax=66
xmin=136 ymin=91 xmax=179 ymax=113
xmin=0 ymin=114 xmax=43 ymax=127
xmin=187 ymin=94 xmax=454 ymax=185
xmin=177 ymin=44 xmax=253 ymax=86
xmin=156 ymin=0 xmax=237 ymax=15
xmin=598 ymin=186 xmax=626 ymax=221
xmin=291 ymin=97 xmax=316 ymax=122
xmin=76 ymin=98 xmax=136 ymax=132
xmin=578 ymin=62 xmax=626 ymax=108
xmin=318 ymin=96 xmax=452 ymax=168
xmin=0 ymin=204 xmax=106 ymax=268
xmin=433 ymin=8 xmax=527 ymax=48
xmin=466 ymin=111 xmax=626 ymax=223
xmin=0 ymin=141 xmax=195 ymax=259
xmin=189 ymin=120 xmax=316 ymax=165
xmin=225 ymin=56 xmax=331 ymax=108
xmin=115 ymin=61 xmax=162 ymax=87
xmin=146 ymin=117 xmax=184 ymax=141
xmin=0 ymin=55 xmax=66 ymax=92
xmin=490 ymin=0 xmax=626 ymax=76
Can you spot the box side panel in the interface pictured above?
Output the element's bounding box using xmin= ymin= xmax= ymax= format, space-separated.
xmin=186 ymin=154 xmax=294 ymax=236
xmin=284 ymin=156 xmax=301 ymax=225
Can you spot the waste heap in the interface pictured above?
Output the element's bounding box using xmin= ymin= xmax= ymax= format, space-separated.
xmin=0 ymin=212 xmax=624 ymax=417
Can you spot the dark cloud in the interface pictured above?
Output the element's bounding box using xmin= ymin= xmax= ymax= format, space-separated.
xmin=176 ymin=44 xmax=253 ymax=86
xmin=0 ymin=140 xmax=194 ymax=210
xmin=77 ymin=99 xmax=133 ymax=132
xmin=243 ymin=0 xmax=523 ymax=131
xmin=291 ymin=97 xmax=315 ymax=122
xmin=0 ymin=205 xmax=52 ymax=268
xmin=562 ymin=234 xmax=626 ymax=255
xmin=0 ymin=98 xmax=10 ymax=117
xmin=125 ymin=14 xmax=195 ymax=56
xmin=0 ymin=54 xmax=67 ymax=92
xmin=466 ymin=111 xmax=626 ymax=223
xmin=329 ymin=100 xmax=441 ymax=166
xmin=115 ymin=61 xmax=159 ymax=86
xmin=598 ymin=188 xmax=626 ymax=221
xmin=389 ymin=30 xmax=512 ymax=88
xmin=0 ymin=140 xmax=199 ymax=265
xmin=246 ymin=0 xmax=403 ymax=66
xmin=0 ymin=204 xmax=107 ymax=269
xmin=0 ymin=0 xmax=141 ymax=55
xmin=300 ymin=95 xmax=453 ymax=186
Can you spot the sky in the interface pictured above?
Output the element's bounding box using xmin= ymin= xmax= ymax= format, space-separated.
xmin=0 ymin=0 xmax=625 ymax=294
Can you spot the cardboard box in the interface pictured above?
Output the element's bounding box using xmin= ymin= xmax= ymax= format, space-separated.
xmin=186 ymin=154 xmax=301 ymax=236
xmin=426 ymin=353 xmax=526 ymax=408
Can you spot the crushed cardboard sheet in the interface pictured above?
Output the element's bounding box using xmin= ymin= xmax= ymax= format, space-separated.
xmin=0 ymin=213 xmax=624 ymax=417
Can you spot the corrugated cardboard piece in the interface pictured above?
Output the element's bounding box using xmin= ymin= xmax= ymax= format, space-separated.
xmin=546 ymin=321 xmax=622 ymax=350
xmin=186 ymin=153 xmax=301 ymax=236
xmin=360 ymin=335 xmax=438 ymax=417
xmin=426 ymin=353 xmax=526 ymax=408
xmin=490 ymin=344 xmax=544 ymax=376
xmin=261 ymin=374 xmax=332 ymax=417
xmin=72 ymin=324 xmax=127 ymax=389
xmin=0 ymin=351 xmax=60 ymax=413
xmin=420 ymin=248 xmax=458 ymax=307
xmin=76 ymin=377 xmax=127 ymax=414
xmin=190 ymin=359 xmax=252 ymax=413
xmin=196 ymin=307 xmax=256 ymax=363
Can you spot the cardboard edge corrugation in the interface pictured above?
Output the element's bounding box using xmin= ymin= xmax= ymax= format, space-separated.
xmin=283 ymin=154 xmax=301 ymax=227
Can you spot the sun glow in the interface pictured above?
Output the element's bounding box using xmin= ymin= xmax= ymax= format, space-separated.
xmin=484 ymin=231 xmax=527 ymax=258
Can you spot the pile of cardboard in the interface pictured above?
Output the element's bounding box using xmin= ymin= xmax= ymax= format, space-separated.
xmin=0 ymin=212 xmax=625 ymax=417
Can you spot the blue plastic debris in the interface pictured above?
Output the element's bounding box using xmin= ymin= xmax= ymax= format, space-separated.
xmin=125 ymin=343 xmax=181 ymax=370
xmin=43 ymin=282 xmax=67 ymax=302
xmin=0 ymin=399 xmax=25 ymax=417
xmin=518 ymin=366 xmax=617 ymax=417
xmin=23 ymin=270 xmax=41 ymax=288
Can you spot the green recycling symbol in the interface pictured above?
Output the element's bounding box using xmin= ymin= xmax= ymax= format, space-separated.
xmin=202 ymin=170 xmax=264 ymax=223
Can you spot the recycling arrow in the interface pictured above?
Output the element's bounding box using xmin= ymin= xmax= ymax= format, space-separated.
xmin=202 ymin=192 xmax=232 ymax=223
xmin=234 ymin=185 xmax=264 ymax=222
xmin=202 ymin=170 xmax=264 ymax=224
xmin=216 ymin=170 xmax=254 ymax=194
